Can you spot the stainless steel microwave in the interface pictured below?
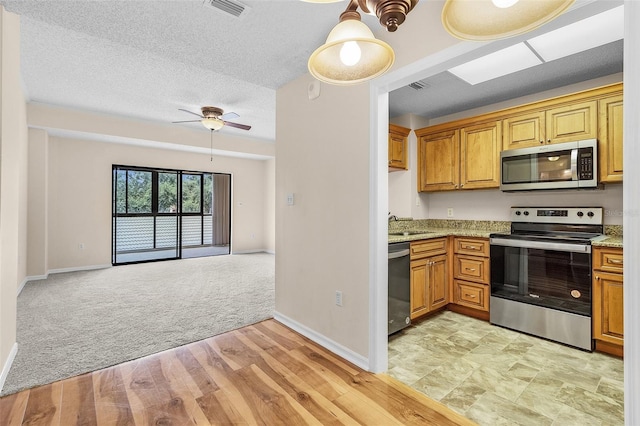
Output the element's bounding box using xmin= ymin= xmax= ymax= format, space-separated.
xmin=500 ymin=139 xmax=598 ymax=191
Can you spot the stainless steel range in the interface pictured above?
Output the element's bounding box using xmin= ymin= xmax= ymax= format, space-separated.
xmin=490 ymin=207 xmax=604 ymax=351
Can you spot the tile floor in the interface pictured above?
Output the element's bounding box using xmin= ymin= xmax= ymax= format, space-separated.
xmin=388 ymin=310 xmax=624 ymax=426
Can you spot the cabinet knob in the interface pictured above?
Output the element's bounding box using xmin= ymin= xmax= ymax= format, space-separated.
xmin=454 ymin=184 xmax=458 ymax=188
xmin=547 ymin=139 xmax=551 ymax=143
xmin=460 ymin=184 xmax=464 ymax=188
xmin=540 ymin=140 xmax=544 ymax=144
xmin=596 ymin=275 xmax=600 ymax=280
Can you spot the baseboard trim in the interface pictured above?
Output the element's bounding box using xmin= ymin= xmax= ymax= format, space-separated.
xmin=232 ymin=249 xmax=273 ymax=255
xmin=48 ymin=264 xmax=112 ymax=275
xmin=274 ymin=311 xmax=369 ymax=371
xmin=17 ymin=278 xmax=29 ymax=296
xmin=0 ymin=343 xmax=18 ymax=393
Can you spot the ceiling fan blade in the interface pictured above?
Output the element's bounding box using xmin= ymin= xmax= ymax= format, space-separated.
xmin=223 ymin=121 xmax=251 ymax=131
xmin=178 ymin=108 xmax=204 ymax=118
xmin=172 ymin=119 xmax=201 ymax=123
xmin=220 ymin=111 xmax=239 ymax=120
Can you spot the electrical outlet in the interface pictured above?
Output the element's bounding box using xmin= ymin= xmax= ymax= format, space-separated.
xmin=447 ymin=208 xmax=454 ymax=218
xmin=287 ymin=193 xmax=295 ymax=206
xmin=416 ymin=196 xmax=421 ymax=206
xmin=335 ymin=290 xmax=343 ymax=307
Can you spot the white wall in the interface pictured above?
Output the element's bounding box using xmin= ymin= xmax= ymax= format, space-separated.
xmin=389 ymin=114 xmax=430 ymax=218
xmin=0 ymin=6 xmax=27 ymax=387
xmin=44 ymin=135 xmax=272 ymax=271
xmin=623 ymin=1 xmax=640 ymax=422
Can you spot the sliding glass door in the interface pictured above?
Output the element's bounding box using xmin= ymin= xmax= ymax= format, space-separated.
xmin=112 ymin=165 xmax=231 ymax=265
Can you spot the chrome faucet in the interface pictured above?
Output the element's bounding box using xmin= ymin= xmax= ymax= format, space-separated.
xmin=388 ymin=212 xmax=398 ymax=222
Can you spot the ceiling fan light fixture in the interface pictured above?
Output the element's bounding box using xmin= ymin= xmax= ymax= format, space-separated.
xmin=308 ymin=10 xmax=394 ymax=85
xmin=201 ymin=117 xmax=224 ymax=131
xmin=441 ymin=0 xmax=575 ymax=41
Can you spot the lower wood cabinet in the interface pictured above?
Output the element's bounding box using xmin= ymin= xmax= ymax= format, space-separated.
xmin=450 ymin=237 xmax=490 ymax=314
xmin=453 ymin=280 xmax=489 ymax=312
xmin=410 ymin=239 xmax=448 ymax=319
xmin=592 ymin=247 xmax=624 ymax=354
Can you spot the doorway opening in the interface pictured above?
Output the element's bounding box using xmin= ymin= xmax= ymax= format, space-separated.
xmin=112 ymin=165 xmax=231 ymax=265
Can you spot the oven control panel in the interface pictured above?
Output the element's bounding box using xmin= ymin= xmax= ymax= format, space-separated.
xmin=510 ymin=207 xmax=603 ymax=224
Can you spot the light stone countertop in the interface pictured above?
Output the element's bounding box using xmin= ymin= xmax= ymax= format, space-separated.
xmin=388 ymin=227 xmax=500 ymax=244
xmin=388 ymin=223 xmax=623 ymax=248
xmin=592 ymin=236 xmax=623 ymax=248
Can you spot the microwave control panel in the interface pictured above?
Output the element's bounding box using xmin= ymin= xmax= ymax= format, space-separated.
xmin=579 ymin=148 xmax=594 ymax=180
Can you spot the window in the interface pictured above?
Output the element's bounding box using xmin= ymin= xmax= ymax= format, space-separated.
xmin=112 ymin=166 xmax=231 ymax=265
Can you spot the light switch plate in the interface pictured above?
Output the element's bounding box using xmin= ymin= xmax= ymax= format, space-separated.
xmin=287 ymin=193 xmax=295 ymax=206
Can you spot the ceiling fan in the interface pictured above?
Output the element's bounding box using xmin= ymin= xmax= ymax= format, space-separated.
xmin=172 ymin=106 xmax=251 ymax=131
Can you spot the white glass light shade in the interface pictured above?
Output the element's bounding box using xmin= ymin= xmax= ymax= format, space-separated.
xmin=308 ymin=18 xmax=395 ymax=85
xmin=442 ymin=0 xmax=575 ymax=41
xmin=300 ymin=0 xmax=344 ymax=3
xmin=201 ymin=117 xmax=224 ymax=131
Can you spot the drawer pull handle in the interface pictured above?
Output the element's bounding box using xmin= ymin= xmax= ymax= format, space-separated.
xmin=464 ymin=268 xmax=476 ymax=272
xmin=465 ymin=294 xmax=476 ymax=298
xmin=464 ymin=245 xmax=480 ymax=250
xmin=607 ymin=259 xmax=623 ymax=265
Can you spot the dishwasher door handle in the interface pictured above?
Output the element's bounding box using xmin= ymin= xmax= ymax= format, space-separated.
xmin=388 ymin=249 xmax=410 ymax=260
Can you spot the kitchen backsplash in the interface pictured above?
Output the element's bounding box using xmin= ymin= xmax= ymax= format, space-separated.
xmin=604 ymin=225 xmax=623 ymax=236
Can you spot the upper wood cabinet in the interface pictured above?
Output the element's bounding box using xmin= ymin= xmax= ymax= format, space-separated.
xmin=502 ymin=100 xmax=597 ymax=150
xmin=598 ymin=94 xmax=624 ymax=183
xmin=459 ymin=121 xmax=501 ymax=190
xmin=388 ymin=124 xmax=411 ymax=171
xmin=416 ymin=122 xmax=500 ymax=192
xmin=417 ymin=129 xmax=459 ymax=192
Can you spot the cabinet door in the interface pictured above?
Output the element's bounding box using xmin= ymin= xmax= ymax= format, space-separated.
xmin=453 ymin=280 xmax=489 ymax=311
xmin=428 ymin=254 xmax=448 ymax=311
xmin=388 ymin=134 xmax=407 ymax=170
xmin=593 ymin=271 xmax=624 ymax=345
xmin=410 ymin=259 xmax=429 ymax=319
xmin=502 ymin=111 xmax=545 ymax=150
xmin=454 ymin=255 xmax=490 ymax=285
xmin=598 ymin=94 xmax=623 ymax=183
xmin=418 ymin=130 xmax=459 ymax=192
xmin=459 ymin=121 xmax=501 ymax=190
xmin=545 ymin=101 xmax=597 ymax=144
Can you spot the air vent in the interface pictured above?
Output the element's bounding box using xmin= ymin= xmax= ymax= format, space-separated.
xmin=408 ymin=80 xmax=429 ymax=90
xmin=204 ymin=0 xmax=250 ymax=18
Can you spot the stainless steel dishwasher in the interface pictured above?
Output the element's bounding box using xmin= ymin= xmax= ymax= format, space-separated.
xmin=388 ymin=242 xmax=411 ymax=335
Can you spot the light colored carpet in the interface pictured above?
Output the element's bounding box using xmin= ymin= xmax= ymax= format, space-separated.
xmin=1 ymin=253 xmax=275 ymax=396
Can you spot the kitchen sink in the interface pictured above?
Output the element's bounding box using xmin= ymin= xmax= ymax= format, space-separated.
xmin=388 ymin=230 xmax=431 ymax=236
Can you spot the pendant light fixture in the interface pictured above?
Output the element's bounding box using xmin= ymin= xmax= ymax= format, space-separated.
xmin=441 ymin=0 xmax=575 ymax=41
xmin=307 ymin=0 xmax=417 ymax=85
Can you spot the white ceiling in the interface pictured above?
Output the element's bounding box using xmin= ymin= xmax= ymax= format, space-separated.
xmin=0 ymin=0 xmax=624 ymax=144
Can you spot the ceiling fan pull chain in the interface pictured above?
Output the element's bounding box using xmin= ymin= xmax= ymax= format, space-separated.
xmin=210 ymin=129 xmax=214 ymax=162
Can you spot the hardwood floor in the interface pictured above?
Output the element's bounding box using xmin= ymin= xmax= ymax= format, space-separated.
xmin=0 ymin=319 xmax=475 ymax=425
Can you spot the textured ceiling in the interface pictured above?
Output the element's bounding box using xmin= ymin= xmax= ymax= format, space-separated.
xmin=0 ymin=0 xmax=625 ymax=144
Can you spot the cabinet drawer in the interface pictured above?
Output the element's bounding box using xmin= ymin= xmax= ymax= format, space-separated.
xmin=593 ymin=248 xmax=623 ymax=273
xmin=454 ymin=237 xmax=489 ymax=257
xmin=454 ymin=255 xmax=490 ymax=284
xmin=410 ymin=238 xmax=447 ymax=259
xmin=453 ymin=280 xmax=489 ymax=311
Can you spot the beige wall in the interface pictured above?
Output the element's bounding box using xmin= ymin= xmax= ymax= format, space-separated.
xmin=45 ymin=136 xmax=272 ymax=270
xmin=276 ymin=75 xmax=371 ymax=357
xmin=264 ymin=158 xmax=275 ymax=253
xmin=0 ymin=7 xmax=27 ymax=379
xmin=27 ymin=129 xmax=48 ymax=277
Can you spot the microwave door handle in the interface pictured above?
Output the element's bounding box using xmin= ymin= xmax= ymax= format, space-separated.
xmin=571 ymin=148 xmax=578 ymax=181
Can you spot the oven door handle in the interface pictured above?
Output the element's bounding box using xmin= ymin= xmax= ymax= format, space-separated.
xmin=388 ymin=249 xmax=410 ymax=260
xmin=490 ymin=237 xmax=591 ymax=253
